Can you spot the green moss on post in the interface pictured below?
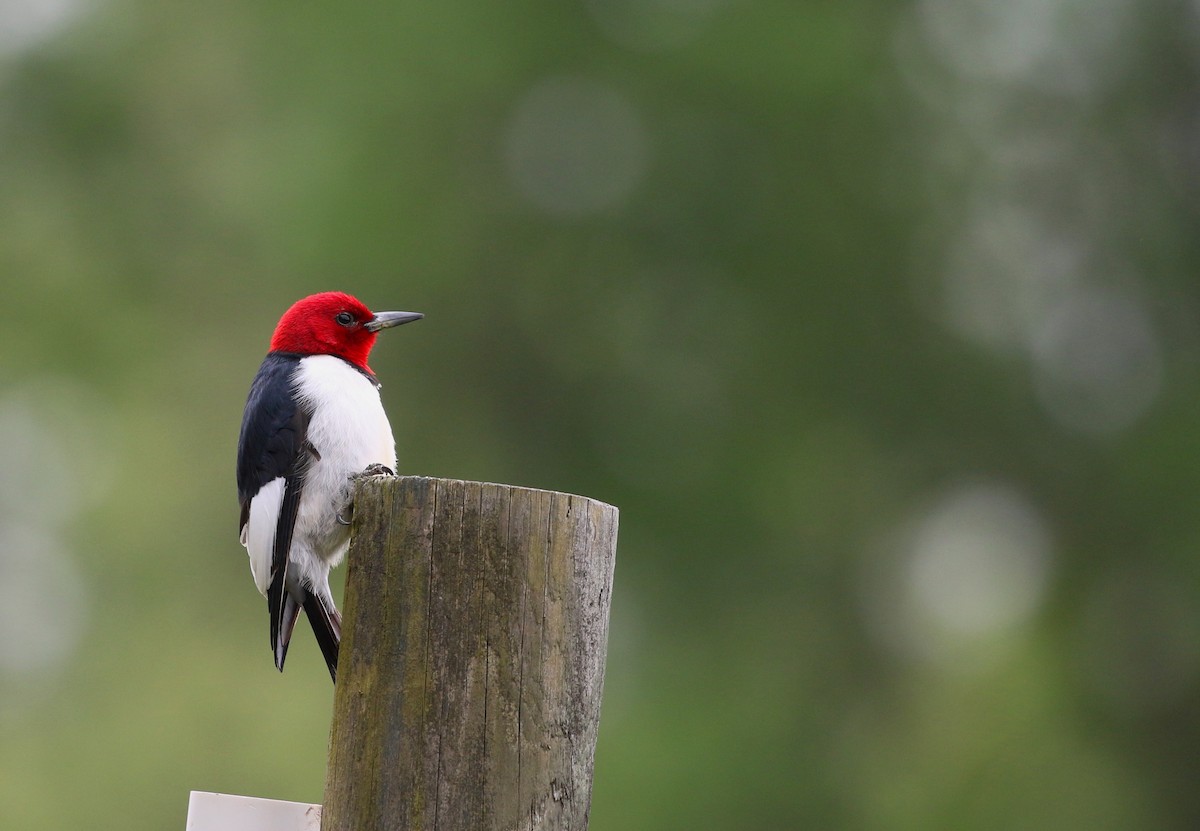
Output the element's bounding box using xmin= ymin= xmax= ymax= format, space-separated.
xmin=322 ymin=476 xmax=619 ymax=831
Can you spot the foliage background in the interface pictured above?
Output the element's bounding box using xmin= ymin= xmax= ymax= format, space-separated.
xmin=3 ymin=1 xmax=1200 ymax=828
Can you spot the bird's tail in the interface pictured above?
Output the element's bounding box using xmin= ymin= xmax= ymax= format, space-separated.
xmin=303 ymin=590 xmax=342 ymax=683
xmin=271 ymin=589 xmax=302 ymax=672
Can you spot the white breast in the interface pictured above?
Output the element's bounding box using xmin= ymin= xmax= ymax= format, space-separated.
xmin=290 ymin=354 xmax=397 ymax=580
xmin=296 ymin=354 xmax=397 ymax=474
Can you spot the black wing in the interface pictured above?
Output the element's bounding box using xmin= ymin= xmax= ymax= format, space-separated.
xmin=236 ymin=352 xmax=315 ymax=670
xmin=237 ymin=353 xmax=308 ymax=523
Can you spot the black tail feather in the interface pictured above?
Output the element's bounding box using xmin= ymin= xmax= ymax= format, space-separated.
xmin=303 ymin=591 xmax=342 ymax=683
xmin=267 ymin=474 xmax=305 ymax=672
xmin=272 ymin=590 xmax=302 ymax=672
xmin=267 ymin=566 xmax=286 ymax=665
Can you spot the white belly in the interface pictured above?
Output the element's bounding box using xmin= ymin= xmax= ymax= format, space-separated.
xmin=291 ymin=354 xmax=397 ymax=585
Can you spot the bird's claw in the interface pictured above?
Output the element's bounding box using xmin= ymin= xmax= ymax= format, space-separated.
xmin=342 ymin=465 xmax=394 ymax=522
xmin=355 ymin=463 xmax=395 ymax=479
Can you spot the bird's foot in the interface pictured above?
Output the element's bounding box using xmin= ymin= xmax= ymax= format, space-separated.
xmin=356 ymin=463 xmax=395 ymax=479
xmin=342 ymin=464 xmax=395 ymax=523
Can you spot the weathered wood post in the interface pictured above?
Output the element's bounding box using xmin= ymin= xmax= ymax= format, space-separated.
xmin=322 ymin=476 xmax=618 ymax=831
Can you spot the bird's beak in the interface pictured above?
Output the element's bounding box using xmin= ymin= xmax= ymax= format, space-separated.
xmin=365 ymin=311 xmax=424 ymax=332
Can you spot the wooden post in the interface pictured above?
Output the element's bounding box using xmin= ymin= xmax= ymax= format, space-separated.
xmin=322 ymin=476 xmax=619 ymax=831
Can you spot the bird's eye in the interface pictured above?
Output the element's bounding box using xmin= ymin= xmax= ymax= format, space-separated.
xmin=335 ymin=312 xmax=355 ymax=327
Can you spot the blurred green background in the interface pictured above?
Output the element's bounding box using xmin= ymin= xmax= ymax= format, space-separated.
xmin=3 ymin=0 xmax=1200 ymax=828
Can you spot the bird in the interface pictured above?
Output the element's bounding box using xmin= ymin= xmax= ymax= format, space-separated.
xmin=236 ymin=291 xmax=422 ymax=682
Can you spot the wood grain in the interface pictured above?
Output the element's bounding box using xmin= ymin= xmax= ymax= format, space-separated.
xmin=323 ymin=476 xmax=618 ymax=831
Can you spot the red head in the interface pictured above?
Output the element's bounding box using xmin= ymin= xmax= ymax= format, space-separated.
xmin=269 ymin=292 xmax=423 ymax=372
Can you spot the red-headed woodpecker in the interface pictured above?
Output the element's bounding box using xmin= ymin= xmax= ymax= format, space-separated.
xmin=236 ymin=292 xmax=422 ymax=682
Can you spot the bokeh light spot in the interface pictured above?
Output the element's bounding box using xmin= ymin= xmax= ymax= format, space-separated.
xmin=0 ymin=0 xmax=87 ymax=56
xmin=503 ymin=76 xmax=648 ymax=217
xmin=0 ymin=526 xmax=87 ymax=676
xmin=0 ymin=379 xmax=117 ymax=525
xmin=862 ymin=481 xmax=1053 ymax=670
xmin=916 ymin=0 xmax=1132 ymax=93
xmin=1030 ymin=286 xmax=1163 ymax=436
xmin=941 ymin=201 xmax=1083 ymax=353
xmin=908 ymin=484 xmax=1052 ymax=637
